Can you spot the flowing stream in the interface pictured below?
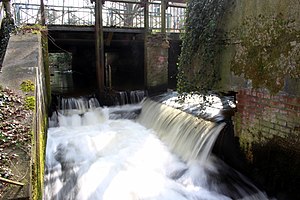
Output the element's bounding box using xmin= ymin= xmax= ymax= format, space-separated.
xmin=44 ymin=97 xmax=270 ymax=200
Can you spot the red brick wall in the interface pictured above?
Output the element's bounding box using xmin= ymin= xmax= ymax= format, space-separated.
xmin=234 ymin=88 xmax=300 ymax=198
xmin=235 ymin=88 xmax=300 ymax=145
xmin=145 ymin=33 xmax=169 ymax=93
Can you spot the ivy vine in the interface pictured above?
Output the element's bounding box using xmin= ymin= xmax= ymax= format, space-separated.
xmin=0 ymin=16 xmax=15 ymax=70
xmin=230 ymin=14 xmax=300 ymax=94
xmin=177 ymin=0 xmax=229 ymax=94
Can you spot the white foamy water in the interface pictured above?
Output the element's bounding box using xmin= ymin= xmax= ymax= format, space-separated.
xmin=44 ymin=98 xmax=270 ymax=200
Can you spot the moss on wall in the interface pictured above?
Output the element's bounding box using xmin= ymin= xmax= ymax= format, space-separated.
xmin=229 ymin=14 xmax=300 ymax=94
xmin=30 ymin=32 xmax=50 ymax=200
xmin=218 ymin=0 xmax=300 ymax=94
xmin=41 ymin=31 xmax=51 ymax=105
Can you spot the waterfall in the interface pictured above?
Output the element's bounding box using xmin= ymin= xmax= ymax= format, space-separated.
xmin=137 ymin=98 xmax=225 ymax=163
xmin=44 ymin=96 xmax=270 ymax=200
xmin=115 ymin=90 xmax=147 ymax=105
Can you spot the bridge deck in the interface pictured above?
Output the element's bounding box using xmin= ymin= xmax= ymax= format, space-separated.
xmin=48 ymin=24 xmax=145 ymax=33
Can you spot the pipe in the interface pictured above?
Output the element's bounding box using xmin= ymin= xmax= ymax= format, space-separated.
xmin=0 ymin=177 xmax=25 ymax=187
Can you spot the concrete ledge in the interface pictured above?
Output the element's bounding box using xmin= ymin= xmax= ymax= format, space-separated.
xmin=0 ymin=32 xmax=49 ymax=200
xmin=0 ymin=33 xmax=39 ymax=95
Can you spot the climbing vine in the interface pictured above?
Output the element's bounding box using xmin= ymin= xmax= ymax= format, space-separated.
xmin=230 ymin=14 xmax=300 ymax=94
xmin=177 ymin=0 xmax=229 ymax=94
xmin=0 ymin=2 xmax=15 ymax=71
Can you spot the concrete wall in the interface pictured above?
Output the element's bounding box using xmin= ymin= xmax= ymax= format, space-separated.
xmin=1 ymin=32 xmax=49 ymax=200
xmin=216 ymin=0 xmax=300 ymax=198
xmin=31 ymin=32 xmax=49 ymax=200
xmin=219 ymin=0 xmax=300 ymax=92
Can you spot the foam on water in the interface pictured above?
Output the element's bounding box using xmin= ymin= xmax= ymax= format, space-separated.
xmin=44 ymin=98 xmax=270 ymax=200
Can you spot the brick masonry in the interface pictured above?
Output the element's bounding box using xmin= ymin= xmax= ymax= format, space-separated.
xmin=235 ymin=89 xmax=300 ymax=146
xmin=145 ymin=33 xmax=169 ymax=93
xmin=233 ymin=88 xmax=300 ymax=198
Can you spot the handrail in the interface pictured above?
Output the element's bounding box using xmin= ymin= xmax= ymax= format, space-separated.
xmin=11 ymin=1 xmax=185 ymax=33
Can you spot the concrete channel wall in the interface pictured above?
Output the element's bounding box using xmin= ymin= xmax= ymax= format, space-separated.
xmin=216 ymin=0 xmax=300 ymax=198
xmin=0 ymin=32 xmax=49 ymax=200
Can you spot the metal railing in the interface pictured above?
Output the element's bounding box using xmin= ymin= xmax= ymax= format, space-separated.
xmin=12 ymin=3 xmax=95 ymax=25
xmin=149 ymin=3 xmax=185 ymax=32
xmin=103 ymin=1 xmax=144 ymax=28
xmin=11 ymin=0 xmax=185 ymax=32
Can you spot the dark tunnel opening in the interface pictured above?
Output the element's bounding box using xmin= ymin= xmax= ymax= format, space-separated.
xmin=47 ymin=28 xmax=146 ymax=97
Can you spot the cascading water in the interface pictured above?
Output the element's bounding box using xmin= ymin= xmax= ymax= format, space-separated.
xmin=137 ymin=99 xmax=226 ymax=163
xmin=115 ymin=90 xmax=148 ymax=105
xmin=44 ymin=96 xmax=271 ymax=200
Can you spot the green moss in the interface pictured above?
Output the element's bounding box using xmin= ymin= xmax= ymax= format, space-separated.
xmin=230 ymin=14 xmax=300 ymax=94
xmin=18 ymin=24 xmax=46 ymax=34
xmin=25 ymin=96 xmax=35 ymax=110
xmin=30 ymin=130 xmax=37 ymax=200
xmin=239 ymin=136 xmax=254 ymax=163
xmin=31 ymin=32 xmax=50 ymax=200
xmin=31 ymin=115 xmax=48 ymax=200
xmin=20 ymin=80 xmax=35 ymax=92
xmin=41 ymin=31 xmax=51 ymax=105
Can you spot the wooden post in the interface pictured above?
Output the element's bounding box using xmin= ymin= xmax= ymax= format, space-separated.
xmin=95 ymin=0 xmax=105 ymax=95
xmin=143 ymin=0 xmax=149 ymax=32
xmin=62 ymin=0 xmax=65 ymax=24
xmin=143 ymin=0 xmax=149 ymax=89
xmin=40 ymin=0 xmax=45 ymax=25
xmin=161 ymin=0 xmax=166 ymax=33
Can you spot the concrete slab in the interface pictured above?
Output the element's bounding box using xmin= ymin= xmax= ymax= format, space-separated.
xmin=0 ymin=33 xmax=39 ymax=94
